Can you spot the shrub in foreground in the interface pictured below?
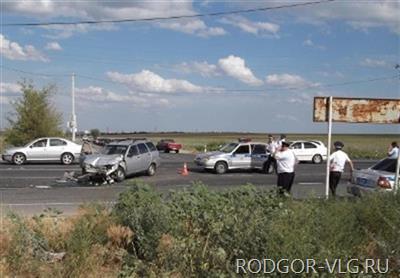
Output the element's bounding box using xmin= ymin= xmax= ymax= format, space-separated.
xmin=1 ymin=184 xmax=399 ymax=277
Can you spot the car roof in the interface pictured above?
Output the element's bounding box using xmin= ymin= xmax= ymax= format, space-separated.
xmin=108 ymin=139 xmax=150 ymax=146
xmin=290 ymin=140 xmax=323 ymax=144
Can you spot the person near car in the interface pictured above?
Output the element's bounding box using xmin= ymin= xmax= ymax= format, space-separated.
xmin=265 ymin=135 xmax=278 ymax=174
xmin=387 ymin=141 xmax=399 ymax=159
xmin=81 ymin=136 xmax=93 ymax=155
xmin=274 ymin=141 xmax=298 ymax=195
xmin=277 ymin=134 xmax=287 ymax=150
xmin=329 ymin=141 xmax=354 ymax=197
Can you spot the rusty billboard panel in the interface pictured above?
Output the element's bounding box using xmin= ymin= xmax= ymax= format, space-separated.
xmin=313 ymin=97 xmax=400 ymax=123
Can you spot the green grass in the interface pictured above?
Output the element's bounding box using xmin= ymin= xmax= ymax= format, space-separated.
xmin=103 ymin=132 xmax=397 ymax=159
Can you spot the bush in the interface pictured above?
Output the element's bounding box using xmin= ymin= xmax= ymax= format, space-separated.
xmin=2 ymin=185 xmax=399 ymax=277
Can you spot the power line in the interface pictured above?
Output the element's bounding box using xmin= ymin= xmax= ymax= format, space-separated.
xmin=2 ymin=0 xmax=336 ymax=27
xmin=2 ymin=65 xmax=398 ymax=93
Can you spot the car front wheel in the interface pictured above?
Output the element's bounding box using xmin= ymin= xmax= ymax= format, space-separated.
xmin=214 ymin=161 xmax=228 ymax=174
xmin=114 ymin=167 xmax=125 ymax=182
xmin=61 ymin=153 xmax=74 ymax=165
xmin=312 ymin=154 xmax=323 ymax=164
xmin=12 ymin=153 xmax=26 ymax=165
xmin=147 ymin=163 xmax=156 ymax=176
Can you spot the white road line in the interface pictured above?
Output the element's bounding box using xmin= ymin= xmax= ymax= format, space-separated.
xmin=298 ymin=182 xmax=324 ymax=185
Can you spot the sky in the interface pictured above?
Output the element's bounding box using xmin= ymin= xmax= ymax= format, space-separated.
xmin=0 ymin=0 xmax=399 ymax=133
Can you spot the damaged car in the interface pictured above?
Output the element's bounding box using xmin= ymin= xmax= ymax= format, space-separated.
xmin=81 ymin=139 xmax=160 ymax=183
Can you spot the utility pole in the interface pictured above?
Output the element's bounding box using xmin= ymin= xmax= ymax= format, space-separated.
xmin=70 ymin=72 xmax=77 ymax=142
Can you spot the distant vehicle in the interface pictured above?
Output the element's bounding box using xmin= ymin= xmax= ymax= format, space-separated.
xmin=194 ymin=141 xmax=270 ymax=174
xmin=348 ymin=158 xmax=398 ymax=197
xmin=289 ymin=140 xmax=327 ymax=164
xmin=82 ymin=139 xmax=160 ymax=182
xmin=1 ymin=137 xmax=82 ymax=165
xmin=156 ymin=139 xmax=182 ymax=153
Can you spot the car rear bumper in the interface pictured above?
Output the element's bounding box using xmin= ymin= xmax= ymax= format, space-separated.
xmin=2 ymin=154 xmax=12 ymax=162
xmin=347 ymin=184 xmax=391 ymax=197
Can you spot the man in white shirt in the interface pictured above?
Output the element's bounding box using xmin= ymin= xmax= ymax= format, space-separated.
xmin=275 ymin=141 xmax=298 ymax=195
xmin=265 ymin=135 xmax=278 ymax=174
xmin=388 ymin=142 xmax=399 ymax=159
xmin=329 ymin=141 xmax=354 ymax=197
xmin=277 ymin=134 xmax=286 ymax=150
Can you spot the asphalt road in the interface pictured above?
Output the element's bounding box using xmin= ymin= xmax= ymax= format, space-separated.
xmin=0 ymin=153 xmax=377 ymax=215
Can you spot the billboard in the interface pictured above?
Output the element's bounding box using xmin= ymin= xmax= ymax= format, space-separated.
xmin=313 ymin=97 xmax=400 ymax=123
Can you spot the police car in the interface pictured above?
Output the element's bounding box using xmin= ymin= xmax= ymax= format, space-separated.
xmin=194 ymin=140 xmax=270 ymax=174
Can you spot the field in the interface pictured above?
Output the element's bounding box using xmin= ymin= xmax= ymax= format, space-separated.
xmin=103 ymin=132 xmax=398 ymax=159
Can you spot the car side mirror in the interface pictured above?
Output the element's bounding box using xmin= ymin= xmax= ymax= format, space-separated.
xmin=29 ymin=145 xmax=33 ymax=148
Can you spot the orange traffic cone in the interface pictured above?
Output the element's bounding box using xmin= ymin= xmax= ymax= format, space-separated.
xmin=181 ymin=163 xmax=189 ymax=176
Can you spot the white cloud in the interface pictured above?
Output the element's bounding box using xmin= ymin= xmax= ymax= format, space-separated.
xmin=176 ymin=61 xmax=220 ymax=77
xmin=75 ymin=86 xmax=169 ymax=108
xmin=45 ymin=41 xmax=62 ymax=51
xmin=266 ymin=73 xmax=318 ymax=88
xmin=3 ymin=1 xmax=223 ymax=38
xmin=0 ymin=34 xmax=48 ymax=62
xmin=220 ymin=15 xmax=279 ymax=36
xmin=0 ymin=82 xmax=21 ymax=94
xmin=157 ymin=19 xmax=226 ymax=37
xmin=42 ymin=23 xmax=117 ymax=39
xmin=107 ymin=70 xmax=205 ymax=93
xmin=303 ymin=39 xmax=325 ymax=50
xmin=293 ymin=0 xmax=400 ymax=34
xmin=360 ymin=58 xmax=389 ymax=68
xmin=218 ymin=55 xmax=263 ymax=86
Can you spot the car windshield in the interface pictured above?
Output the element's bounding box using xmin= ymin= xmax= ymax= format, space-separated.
xmin=102 ymin=145 xmax=128 ymax=155
xmin=220 ymin=143 xmax=238 ymax=153
xmin=371 ymin=158 xmax=396 ymax=173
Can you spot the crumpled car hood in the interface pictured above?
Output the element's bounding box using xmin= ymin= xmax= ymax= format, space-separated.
xmin=84 ymin=154 xmax=123 ymax=167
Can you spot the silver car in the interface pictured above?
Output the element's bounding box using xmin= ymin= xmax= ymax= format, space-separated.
xmin=1 ymin=137 xmax=82 ymax=165
xmin=82 ymin=139 xmax=160 ymax=182
xmin=194 ymin=142 xmax=270 ymax=174
xmin=347 ymin=158 xmax=398 ymax=197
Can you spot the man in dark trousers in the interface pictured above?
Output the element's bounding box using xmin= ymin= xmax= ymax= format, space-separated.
xmin=274 ymin=141 xmax=298 ymax=195
xmin=329 ymin=141 xmax=354 ymax=197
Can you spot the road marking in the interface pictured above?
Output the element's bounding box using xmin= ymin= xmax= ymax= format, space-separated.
xmin=35 ymin=185 xmax=51 ymax=189
xmin=298 ymin=182 xmax=324 ymax=185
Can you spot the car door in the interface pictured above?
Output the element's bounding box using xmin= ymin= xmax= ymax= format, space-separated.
xmin=47 ymin=139 xmax=68 ymax=159
xmin=290 ymin=142 xmax=304 ymax=160
xmin=250 ymin=144 xmax=268 ymax=169
xmin=125 ymin=145 xmax=141 ymax=174
xmin=26 ymin=139 xmax=48 ymax=160
xmin=137 ymin=143 xmax=151 ymax=171
xmin=231 ymin=144 xmax=251 ymax=169
xmin=303 ymin=142 xmax=318 ymax=161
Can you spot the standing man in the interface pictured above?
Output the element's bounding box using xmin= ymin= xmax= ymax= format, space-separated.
xmin=265 ymin=135 xmax=278 ymax=174
xmin=387 ymin=141 xmax=399 ymax=159
xmin=277 ymin=134 xmax=286 ymax=150
xmin=275 ymin=141 xmax=298 ymax=195
xmin=329 ymin=141 xmax=354 ymax=197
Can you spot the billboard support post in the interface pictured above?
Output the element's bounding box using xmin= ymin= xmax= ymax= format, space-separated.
xmin=325 ymin=96 xmax=333 ymax=199
xmin=395 ymin=152 xmax=400 ymax=194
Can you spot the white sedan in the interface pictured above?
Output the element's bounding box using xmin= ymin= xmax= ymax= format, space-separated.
xmin=348 ymin=158 xmax=397 ymax=197
xmin=289 ymin=140 xmax=327 ymax=164
xmin=1 ymin=137 xmax=82 ymax=165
